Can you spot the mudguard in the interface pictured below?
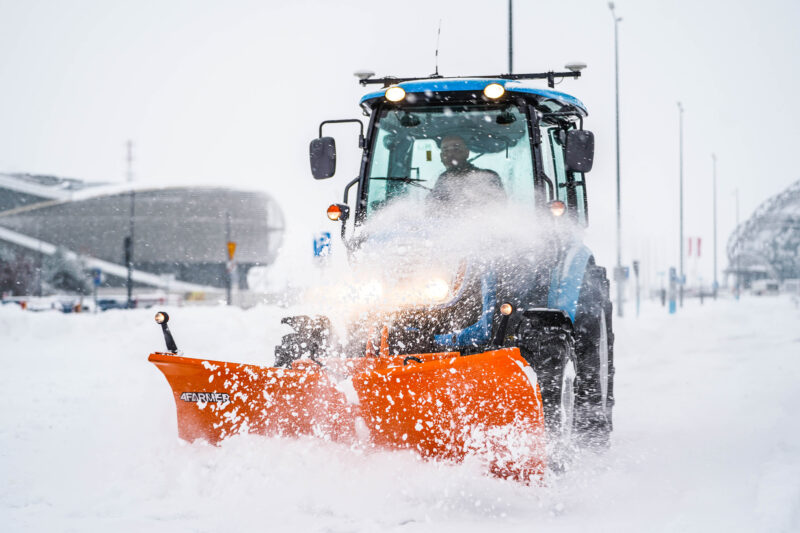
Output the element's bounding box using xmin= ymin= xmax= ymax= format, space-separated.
xmin=548 ymin=243 xmax=593 ymax=322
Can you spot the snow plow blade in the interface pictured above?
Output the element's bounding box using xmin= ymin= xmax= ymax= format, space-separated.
xmin=149 ymin=348 xmax=546 ymax=481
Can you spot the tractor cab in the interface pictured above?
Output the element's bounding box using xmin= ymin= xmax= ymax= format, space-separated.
xmin=307 ymin=72 xmax=599 ymax=354
xmin=311 ymin=74 xmax=595 ymax=241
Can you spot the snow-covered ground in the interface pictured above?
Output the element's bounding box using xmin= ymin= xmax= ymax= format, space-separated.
xmin=1 ymin=295 xmax=799 ymax=532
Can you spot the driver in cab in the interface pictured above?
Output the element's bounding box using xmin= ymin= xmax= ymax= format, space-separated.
xmin=428 ymin=135 xmax=506 ymax=205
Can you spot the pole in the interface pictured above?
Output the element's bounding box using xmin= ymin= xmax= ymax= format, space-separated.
xmin=668 ymin=266 xmax=677 ymax=314
xmin=508 ymin=0 xmax=513 ymax=74
xmin=609 ymin=2 xmax=623 ymax=317
xmin=633 ymin=260 xmax=640 ymax=317
xmin=36 ymin=219 xmax=42 ymax=297
xmin=712 ymin=153 xmax=718 ymax=298
xmin=677 ymin=102 xmax=684 ymax=307
xmin=226 ymin=211 xmax=232 ymax=306
xmin=735 ymin=188 xmax=740 ymax=300
xmin=126 ymin=140 xmax=135 ymax=309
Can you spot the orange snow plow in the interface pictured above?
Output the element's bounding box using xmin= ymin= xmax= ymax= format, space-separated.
xmin=149 ymin=314 xmax=547 ymax=482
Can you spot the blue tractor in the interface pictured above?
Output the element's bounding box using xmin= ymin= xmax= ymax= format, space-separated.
xmin=277 ymin=71 xmax=615 ymax=446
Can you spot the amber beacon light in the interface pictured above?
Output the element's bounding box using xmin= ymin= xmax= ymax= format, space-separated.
xmin=327 ymin=204 xmax=343 ymax=221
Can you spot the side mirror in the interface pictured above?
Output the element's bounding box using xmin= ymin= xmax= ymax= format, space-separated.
xmin=565 ymin=130 xmax=594 ymax=173
xmin=310 ymin=137 xmax=336 ymax=179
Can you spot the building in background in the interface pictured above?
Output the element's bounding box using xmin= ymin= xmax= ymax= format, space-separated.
xmin=0 ymin=173 xmax=284 ymax=296
xmin=727 ymin=179 xmax=800 ymax=289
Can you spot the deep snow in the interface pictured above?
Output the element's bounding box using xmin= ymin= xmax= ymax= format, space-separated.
xmin=1 ymin=295 xmax=799 ymax=532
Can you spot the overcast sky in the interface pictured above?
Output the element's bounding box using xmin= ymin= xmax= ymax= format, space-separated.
xmin=1 ymin=0 xmax=798 ymax=287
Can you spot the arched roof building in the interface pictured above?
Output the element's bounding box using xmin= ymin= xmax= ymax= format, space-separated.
xmin=0 ymin=173 xmax=284 ymax=293
xmin=727 ymin=179 xmax=800 ymax=285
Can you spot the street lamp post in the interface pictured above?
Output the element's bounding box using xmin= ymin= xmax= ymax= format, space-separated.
xmin=125 ymin=140 xmax=135 ymax=309
xmin=712 ymin=153 xmax=718 ymax=298
xmin=508 ymin=0 xmax=513 ymax=74
xmin=609 ymin=2 xmax=624 ymax=318
xmin=677 ymin=102 xmax=684 ymax=307
xmin=734 ymin=188 xmax=740 ymax=300
xmin=226 ymin=211 xmax=232 ymax=306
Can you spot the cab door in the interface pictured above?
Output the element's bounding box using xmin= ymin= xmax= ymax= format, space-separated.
xmin=538 ymin=122 xmax=589 ymax=226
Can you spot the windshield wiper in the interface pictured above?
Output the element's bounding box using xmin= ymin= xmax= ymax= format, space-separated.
xmin=370 ymin=176 xmax=432 ymax=191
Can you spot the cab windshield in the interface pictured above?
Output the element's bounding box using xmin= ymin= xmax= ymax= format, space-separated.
xmin=365 ymin=104 xmax=535 ymax=216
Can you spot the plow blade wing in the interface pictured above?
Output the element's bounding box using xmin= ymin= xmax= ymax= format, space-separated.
xmin=149 ymin=347 xmax=546 ymax=481
xmin=148 ymin=352 xmax=359 ymax=443
xmin=354 ymin=349 xmax=546 ymax=480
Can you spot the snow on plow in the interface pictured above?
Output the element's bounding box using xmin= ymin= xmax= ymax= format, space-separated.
xmin=149 ymin=346 xmax=546 ymax=482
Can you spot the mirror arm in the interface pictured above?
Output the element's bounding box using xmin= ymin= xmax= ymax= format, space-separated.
xmin=319 ymin=119 xmax=365 ymax=148
xmin=336 ymin=176 xmax=360 ymax=244
xmin=541 ymin=174 xmax=555 ymax=200
xmin=342 ymin=176 xmax=359 ymax=204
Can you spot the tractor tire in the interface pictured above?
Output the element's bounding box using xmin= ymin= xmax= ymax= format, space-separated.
xmin=517 ymin=328 xmax=577 ymax=442
xmin=274 ymin=315 xmax=333 ymax=367
xmin=537 ymin=336 xmax=577 ymax=442
xmin=573 ymin=262 xmax=615 ymax=447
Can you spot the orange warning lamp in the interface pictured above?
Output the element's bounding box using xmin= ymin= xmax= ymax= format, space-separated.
xmin=327 ymin=204 xmax=350 ymax=222
xmin=549 ymin=200 xmax=566 ymax=217
xmin=327 ymin=204 xmax=342 ymax=221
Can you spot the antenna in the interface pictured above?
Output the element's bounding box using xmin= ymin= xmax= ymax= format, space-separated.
xmin=434 ymin=20 xmax=442 ymax=77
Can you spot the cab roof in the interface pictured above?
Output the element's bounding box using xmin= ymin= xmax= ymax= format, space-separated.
xmin=359 ymin=77 xmax=588 ymax=116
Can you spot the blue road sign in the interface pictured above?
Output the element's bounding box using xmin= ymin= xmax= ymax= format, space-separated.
xmin=313 ymin=232 xmax=332 ymax=258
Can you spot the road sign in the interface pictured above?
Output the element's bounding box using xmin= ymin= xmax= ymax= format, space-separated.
xmin=227 ymin=241 xmax=237 ymax=260
xmin=91 ymin=268 xmax=104 ymax=287
xmin=313 ymin=232 xmax=331 ymax=258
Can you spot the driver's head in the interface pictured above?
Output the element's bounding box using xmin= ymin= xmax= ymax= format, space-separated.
xmin=440 ymin=135 xmax=470 ymax=170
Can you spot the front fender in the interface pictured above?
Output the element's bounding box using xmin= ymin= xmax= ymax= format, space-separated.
xmin=548 ymin=244 xmax=592 ymax=322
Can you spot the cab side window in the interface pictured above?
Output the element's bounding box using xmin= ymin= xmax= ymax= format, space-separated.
xmin=539 ymin=125 xmax=566 ymax=205
xmin=540 ymin=124 xmax=587 ymax=225
xmin=367 ymin=129 xmax=391 ymax=213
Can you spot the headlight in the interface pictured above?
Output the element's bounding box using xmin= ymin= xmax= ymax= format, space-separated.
xmin=422 ymin=278 xmax=451 ymax=302
xmin=389 ymin=275 xmax=455 ymax=306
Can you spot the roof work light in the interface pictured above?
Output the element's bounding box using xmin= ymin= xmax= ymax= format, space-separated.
xmin=385 ymin=86 xmax=406 ymax=102
xmin=483 ymin=83 xmax=505 ymax=99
